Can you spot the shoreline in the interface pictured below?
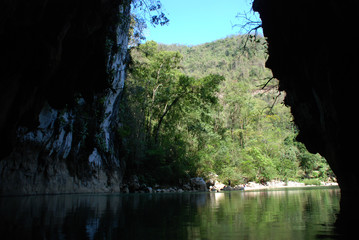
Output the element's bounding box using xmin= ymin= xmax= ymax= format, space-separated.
xmin=0 ymin=182 xmax=339 ymax=197
xmin=0 ymin=179 xmax=338 ymax=196
xmin=136 ymin=182 xmax=339 ymax=194
xmin=209 ymin=180 xmax=338 ymax=192
xmin=242 ymin=182 xmax=339 ymax=192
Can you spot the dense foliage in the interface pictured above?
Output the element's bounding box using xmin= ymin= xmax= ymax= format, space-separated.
xmin=120 ymin=35 xmax=334 ymax=185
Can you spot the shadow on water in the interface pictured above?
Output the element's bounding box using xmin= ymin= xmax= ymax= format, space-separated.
xmin=0 ymin=187 xmax=343 ymax=239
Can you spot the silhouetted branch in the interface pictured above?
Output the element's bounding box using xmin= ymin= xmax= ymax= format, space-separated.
xmin=268 ymin=92 xmax=282 ymax=114
xmin=132 ymin=0 xmax=169 ymax=27
xmin=257 ymin=77 xmax=275 ymax=89
xmin=233 ymin=7 xmax=263 ymax=52
xmin=233 ymin=10 xmax=262 ymax=35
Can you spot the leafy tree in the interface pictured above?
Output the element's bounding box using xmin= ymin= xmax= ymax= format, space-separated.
xmin=121 ymin=35 xmax=334 ymax=185
xmin=121 ymin=41 xmax=223 ymax=183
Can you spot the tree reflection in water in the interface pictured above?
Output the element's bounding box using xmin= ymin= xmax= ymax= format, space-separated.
xmin=0 ymin=187 xmax=340 ymax=239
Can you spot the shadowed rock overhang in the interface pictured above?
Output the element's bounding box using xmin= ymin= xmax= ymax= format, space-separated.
xmin=253 ymin=0 xmax=359 ymax=229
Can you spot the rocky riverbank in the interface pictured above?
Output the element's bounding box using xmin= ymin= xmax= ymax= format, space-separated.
xmin=121 ymin=176 xmax=208 ymax=193
xmin=207 ymin=178 xmax=337 ymax=192
xmin=242 ymin=180 xmax=338 ymax=191
xmin=122 ymin=176 xmax=338 ymax=194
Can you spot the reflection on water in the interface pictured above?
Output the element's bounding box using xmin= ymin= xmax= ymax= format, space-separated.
xmin=0 ymin=187 xmax=340 ymax=239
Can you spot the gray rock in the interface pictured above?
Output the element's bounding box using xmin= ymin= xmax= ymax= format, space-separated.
xmin=183 ymin=183 xmax=191 ymax=191
xmin=222 ymin=186 xmax=233 ymax=191
xmin=206 ymin=173 xmax=218 ymax=187
xmin=128 ymin=175 xmax=140 ymax=192
xmin=190 ymin=177 xmax=207 ymax=191
xmin=121 ymin=185 xmax=129 ymax=193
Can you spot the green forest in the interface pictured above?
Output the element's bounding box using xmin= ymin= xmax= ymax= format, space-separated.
xmin=119 ymin=35 xmax=334 ymax=185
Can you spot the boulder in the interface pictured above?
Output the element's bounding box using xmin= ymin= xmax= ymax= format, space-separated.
xmin=214 ymin=181 xmax=225 ymax=190
xmin=145 ymin=187 xmax=153 ymax=193
xmin=128 ymin=175 xmax=140 ymax=192
xmin=183 ymin=183 xmax=191 ymax=191
xmin=121 ymin=184 xmax=129 ymax=193
xmin=190 ymin=177 xmax=207 ymax=191
xmin=206 ymin=173 xmax=219 ymax=188
xmin=222 ymin=186 xmax=233 ymax=191
xmin=233 ymin=185 xmax=244 ymax=190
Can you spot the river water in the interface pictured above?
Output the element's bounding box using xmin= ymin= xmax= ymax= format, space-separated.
xmin=0 ymin=187 xmax=340 ymax=239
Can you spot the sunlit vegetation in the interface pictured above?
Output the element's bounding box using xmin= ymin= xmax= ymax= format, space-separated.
xmin=119 ymin=35 xmax=334 ymax=185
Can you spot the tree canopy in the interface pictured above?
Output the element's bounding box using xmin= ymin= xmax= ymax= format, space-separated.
xmin=119 ymin=35 xmax=334 ymax=185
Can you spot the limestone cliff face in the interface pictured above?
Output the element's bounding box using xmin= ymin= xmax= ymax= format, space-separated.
xmin=253 ymin=0 xmax=359 ymax=225
xmin=0 ymin=0 xmax=131 ymax=194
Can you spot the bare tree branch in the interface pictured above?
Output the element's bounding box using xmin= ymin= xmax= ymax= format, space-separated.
xmin=268 ymin=92 xmax=282 ymax=114
xmin=257 ymin=77 xmax=275 ymax=89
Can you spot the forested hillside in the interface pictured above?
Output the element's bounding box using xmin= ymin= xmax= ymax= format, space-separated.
xmin=120 ymin=35 xmax=334 ymax=185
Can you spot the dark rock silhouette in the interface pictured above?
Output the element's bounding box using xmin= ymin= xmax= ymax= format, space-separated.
xmin=253 ymin=0 xmax=359 ymax=232
xmin=0 ymin=0 xmax=131 ymax=194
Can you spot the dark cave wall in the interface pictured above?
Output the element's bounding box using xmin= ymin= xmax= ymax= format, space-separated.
xmin=253 ymin=0 xmax=359 ymax=222
xmin=0 ymin=0 xmax=132 ymax=194
xmin=0 ymin=0 xmax=126 ymax=157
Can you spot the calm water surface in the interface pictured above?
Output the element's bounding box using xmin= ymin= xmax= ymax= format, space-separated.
xmin=0 ymin=187 xmax=340 ymax=239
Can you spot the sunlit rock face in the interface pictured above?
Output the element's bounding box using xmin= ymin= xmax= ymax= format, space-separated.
xmin=253 ymin=0 xmax=359 ymax=227
xmin=0 ymin=0 xmax=131 ymax=194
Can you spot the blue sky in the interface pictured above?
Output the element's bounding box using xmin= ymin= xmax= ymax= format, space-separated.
xmin=144 ymin=0 xmax=260 ymax=45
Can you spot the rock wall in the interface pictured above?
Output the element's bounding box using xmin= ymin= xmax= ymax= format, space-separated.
xmin=253 ymin=0 xmax=359 ymax=228
xmin=0 ymin=0 xmax=132 ymax=195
